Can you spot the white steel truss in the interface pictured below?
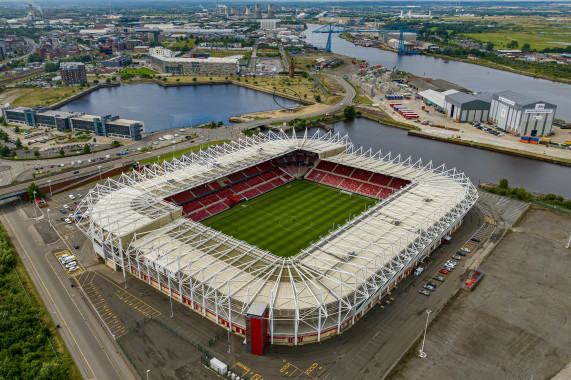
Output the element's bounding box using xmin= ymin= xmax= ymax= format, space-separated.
xmin=75 ymin=130 xmax=478 ymax=344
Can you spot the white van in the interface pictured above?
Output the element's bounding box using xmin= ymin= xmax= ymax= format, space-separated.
xmin=58 ymin=254 xmax=70 ymax=263
xmin=69 ymin=194 xmax=76 ymax=200
xmin=414 ymin=267 xmax=424 ymax=276
xmin=61 ymin=255 xmax=75 ymax=264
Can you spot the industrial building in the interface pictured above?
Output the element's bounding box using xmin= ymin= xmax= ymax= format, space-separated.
xmin=418 ymin=89 xmax=458 ymax=110
xmin=260 ymin=19 xmax=281 ymax=30
xmin=444 ymin=92 xmax=492 ymax=123
xmin=75 ymin=131 xmax=477 ymax=352
xmin=489 ymin=90 xmax=557 ymax=136
xmin=150 ymin=55 xmax=239 ymax=76
xmin=60 ymin=62 xmax=87 ymax=87
xmin=1 ymin=106 xmax=144 ymax=141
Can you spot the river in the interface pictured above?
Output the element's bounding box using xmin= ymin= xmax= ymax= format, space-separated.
xmin=56 ymin=83 xmax=300 ymax=133
xmin=304 ymin=24 xmax=571 ymax=121
xmin=328 ymin=118 xmax=570 ymax=198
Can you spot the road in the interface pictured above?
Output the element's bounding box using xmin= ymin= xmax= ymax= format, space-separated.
xmin=0 ymin=203 xmax=137 ymax=380
xmin=0 ymin=73 xmax=355 ymax=192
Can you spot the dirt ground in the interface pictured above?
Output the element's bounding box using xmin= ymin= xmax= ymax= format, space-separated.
xmin=390 ymin=206 xmax=571 ymax=380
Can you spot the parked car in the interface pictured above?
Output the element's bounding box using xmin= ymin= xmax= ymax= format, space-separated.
xmin=439 ymin=269 xmax=449 ymax=275
xmin=73 ymin=170 xmax=79 ymax=174
xmin=423 ymin=284 xmax=436 ymax=291
xmin=65 ymin=261 xmax=77 ymax=269
xmin=456 ymin=251 xmax=466 ymax=256
xmin=59 ymin=209 xmax=66 ymax=214
xmin=452 ymin=255 xmax=463 ymax=260
xmin=77 ymin=193 xmax=83 ymax=198
xmin=470 ymin=237 xmax=481 ymax=243
xmin=418 ymin=289 xmax=430 ymax=296
xmin=434 ymin=275 xmax=445 ymax=282
xmin=69 ymin=194 xmax=76 ymax=200
xmin=73 ymin=244 xmax=80 ymax=249
xmin=64 ymin=218 xmax=72 ymax=224
xmin=427 ymin=282 xmax=437 ymax=288
xmin=460 ymin=247 xmax=471 ymax=253
xmin=68 ymin=266 xmax=79 ymax=272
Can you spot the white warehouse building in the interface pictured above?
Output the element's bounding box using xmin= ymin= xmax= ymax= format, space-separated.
xmin=489 ymin=90 xmax=557 ymax=136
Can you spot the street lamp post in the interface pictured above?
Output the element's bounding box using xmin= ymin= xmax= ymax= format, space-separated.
xmin=419 ymin=309 xmax=432 ymax=358
xmin=46 ymin=208 xmax=51 ymax=227
xmin=47 ymin=180 xmax=52 ymax=197
xmin=33 ymin=190 xmax=37 ymax=218
xmin=146 ymin=369 xmax=150 ymax=380
xmin=566 ymin=232 xmax=571 ymax=249
xmin=98 ymin=166 xmax=102 ymax=181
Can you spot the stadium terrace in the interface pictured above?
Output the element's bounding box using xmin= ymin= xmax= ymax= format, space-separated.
xmin=76 ymin=131 xmax=477 ymax=350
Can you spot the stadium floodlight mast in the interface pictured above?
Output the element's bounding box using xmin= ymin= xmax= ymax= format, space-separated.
xmin=33 ymin=190 xmax=37 ymax=218
xmin=419 ymin=309 xmax=432 ymax=358
xmin=566 ymin=232 xmax=571 ymax=249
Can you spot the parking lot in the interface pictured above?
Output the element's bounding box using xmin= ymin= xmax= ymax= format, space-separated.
xmin=390 ymin=206 xmax=571 ymax=380
xmin=36 ymin=180 xmax=539 ymax=379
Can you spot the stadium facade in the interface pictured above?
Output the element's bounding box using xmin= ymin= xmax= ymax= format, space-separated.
xmin=77 ymin=131 xmax=477 ymax=351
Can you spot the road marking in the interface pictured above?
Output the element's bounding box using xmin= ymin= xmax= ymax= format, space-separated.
xmin=0 ymin=209 xmax=97 ymax=379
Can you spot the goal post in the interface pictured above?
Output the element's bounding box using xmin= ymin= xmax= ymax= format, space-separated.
xmin=340 ymin=190 xmax=352 ymax=197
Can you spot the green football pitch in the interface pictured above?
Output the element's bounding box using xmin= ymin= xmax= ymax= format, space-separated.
xmin=202 ymin=180 xmax=377 ymax=258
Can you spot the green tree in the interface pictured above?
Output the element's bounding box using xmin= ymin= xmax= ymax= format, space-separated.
xmin=193 ymin=77 xmax=197 ymax=82
xmin=521 ymin=43 xmax=531 ymax=52
xmin=34 ymin=150 xmax=40 ymax=158
xmin=344 ymin=106 xmax=356 ymax=120
xmin=486 ymin=42 xmax=495 ymax=51
xmin=15 ymin=138 xmax=22 ymax=149
xmin=507 ymin=40 xmax=519 ymax=49
xmin=14 ymin=126 xmax=20 ymax=133
xmin=111 ymin=140 xmax=121 ymax=148
xmin=83 ymin=144 xmax=91 ymax=154
xmin=105 ymin=78 xmax=111 ymax=83
xmin=93 ymin=138 xmax=97 ymax=142
xmin=59 ymin=148 xmax=65 ymax=156
xmin=499 ymin=178 xmax=509 ymax=189
xmin=27 ymin=182 xmax=45 ymax=202
xmin=315 ymin=95 xmax=321 ymax=102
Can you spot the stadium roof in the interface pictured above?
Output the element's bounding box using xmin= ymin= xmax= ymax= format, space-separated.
xmin=77 ymin=131 xmax=477 ymax=337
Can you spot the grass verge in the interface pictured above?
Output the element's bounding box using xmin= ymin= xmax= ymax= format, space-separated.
xmin=137 ymin=140 xmax=230 ymax=166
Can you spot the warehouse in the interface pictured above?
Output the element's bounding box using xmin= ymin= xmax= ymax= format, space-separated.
xmin=150 ymin=55 xmax=239 ymax=76
xmin=418 ymin=89 xmax=458 ymax=110
xmin=489 ymin=90 xmax=557 ymax=136
xmin=444 ymin=92 xmax=492 ymax=122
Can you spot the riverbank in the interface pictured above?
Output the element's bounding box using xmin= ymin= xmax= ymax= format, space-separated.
xmin=422 ymin=52 xmax=571 ymax=85
xmin=408 ymin=129 xmax=571 ymax=166
xmin=340 ymin=34 xmax=570 ymax=85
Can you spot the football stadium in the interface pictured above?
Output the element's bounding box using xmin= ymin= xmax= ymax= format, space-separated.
xmin=76 ymin=131 xmax=478 ymax=353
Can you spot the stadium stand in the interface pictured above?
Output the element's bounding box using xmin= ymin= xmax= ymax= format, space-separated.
xmin=305 ymin=160 xmax=411 ymax=200
xmin=165 ymin=151 xmax=321 ymax=222
xmin=164 ymin=152 xmax=411 ymax=223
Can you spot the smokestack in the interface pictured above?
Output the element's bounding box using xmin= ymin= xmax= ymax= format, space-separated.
xmin=29 ymin=4 xmax=36 ymax=20
xmin=245 ymin=5 xmax=251 ymax=15
xmin=267 ymin=4 xmax=275 ymax=18
xmin=254 ymin=4 xmax=262 ymax=19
